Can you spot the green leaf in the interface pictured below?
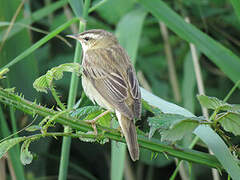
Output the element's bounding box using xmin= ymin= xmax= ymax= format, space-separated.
xmin=68 ymin=0 xmax=83 ymax=17
xmin=71 ymin=106 xmax=101 ymax=119
xmin=148 ymin=114 xmax=201 ymax=142
xmin=116 ymin=7 xmax=147 ymax=64
xmin=20 ymin=140 xmax=33 ymax=165
xmin=142 ymin=99 xmax=162 ymax=115
xmin=182 ymin=51 xmax=197 ymax=113
xmin=33 ymin=63 xmax=81 ymax=93
xmin=139 ymin=0 xmax=240 ymax=83
xmin=197 ymin=95 xmax=240 ymax=112
xmin=0 ymin=137 xmax=26 ymax=159
xmin=217 ymin=112 xmax=240 ymax=136
xmin=33 ymin=75 xmax=48 ymax=93
xmin=72 ymin=106 xmax=112 ymax=127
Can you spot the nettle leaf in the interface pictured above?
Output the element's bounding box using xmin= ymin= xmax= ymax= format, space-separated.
xmin=20 ymin=140 xmax=33 ymax=165
xmin=71 ymin=106 xmax=101 ymax=119
xmin=33 ymin=75 xmax=48 ymax=93
xmin=217 ymin=112 xmax=240 ymax=136
xmin=148 ymin=114 xmax=202 ymax=142
xmin=33 ymin=63 xmax=81 ymax=93
xmin=0 ymin=137 xmax=26 ymax=159
xmin=197 ymin=95 xmax=240 ymax=112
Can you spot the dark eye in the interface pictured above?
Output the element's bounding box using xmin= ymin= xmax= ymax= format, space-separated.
xmin=83 ymin=37 xmax=90 ymax=41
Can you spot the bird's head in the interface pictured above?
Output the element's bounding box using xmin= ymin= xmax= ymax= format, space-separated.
xmin=67 ymin=29 xmax=118 ymax=52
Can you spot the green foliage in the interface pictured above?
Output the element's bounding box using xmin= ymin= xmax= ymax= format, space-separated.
xmin=1 ymin=0 xmax=240 ymax=179
xmin=0 ymin=137 xmax=26 ymax=159
xmin=148 ymin=114 xmax=203 ymax=142
xmin=217 ymin=112 xmax=240 ymax=136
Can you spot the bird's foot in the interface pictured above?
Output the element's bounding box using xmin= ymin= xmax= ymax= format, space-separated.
xmin=85 ymin=109 xmax=110 ymax=135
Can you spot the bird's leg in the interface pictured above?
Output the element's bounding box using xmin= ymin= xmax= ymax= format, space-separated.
xmin=85 ymin=109 xmax=110 ymax=135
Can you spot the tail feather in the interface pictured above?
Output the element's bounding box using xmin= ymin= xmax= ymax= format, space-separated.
xmin=116 ymin=111 xmax=139 ymax=161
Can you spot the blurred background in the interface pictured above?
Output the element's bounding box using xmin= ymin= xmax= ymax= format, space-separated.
xmin=0 ymin=0 xmax=240 ymax=179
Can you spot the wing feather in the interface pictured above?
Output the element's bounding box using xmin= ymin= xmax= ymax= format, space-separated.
xmin=83 ymin=47 xmax=141 ymax=119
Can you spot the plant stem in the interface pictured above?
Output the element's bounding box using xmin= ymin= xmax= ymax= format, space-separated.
xmin=58 ymin=1 xmax=91 ymax=180
xmin=159 ymin=22 xmax=181 ymax=103
xmin=50 ymin=86 xmax=66 ymax=111
xmin=0 ymin=88 xmax=223 ymax=170
xmin=223 ymin=80 xmax=240 ymax=103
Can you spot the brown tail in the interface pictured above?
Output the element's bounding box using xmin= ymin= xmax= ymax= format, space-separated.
xmin=117 ymin=112 xmax=139 ymax=161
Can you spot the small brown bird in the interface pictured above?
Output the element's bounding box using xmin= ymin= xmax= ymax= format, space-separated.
xmin=67 ymin=29 xmax=141 ymax=161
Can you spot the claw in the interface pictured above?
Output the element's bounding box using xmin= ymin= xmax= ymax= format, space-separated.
xmin=85 ymin=119 xmax=98 ymax=135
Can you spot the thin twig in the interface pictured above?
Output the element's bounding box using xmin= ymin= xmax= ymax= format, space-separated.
xmin=186 ymin=17 xmax=220 ymax=180
xmin=0 ymin=157 xmax=6 ymax=180
xmin=137 ymin=71 xmax=152 ymax=92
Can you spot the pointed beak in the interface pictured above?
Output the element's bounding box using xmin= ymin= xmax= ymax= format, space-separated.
xmin=66 ymin=34 xmax=78 ymax=40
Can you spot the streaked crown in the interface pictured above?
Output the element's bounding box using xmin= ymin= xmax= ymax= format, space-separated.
xmin=67 ymin=29 xmax=118 ymax=51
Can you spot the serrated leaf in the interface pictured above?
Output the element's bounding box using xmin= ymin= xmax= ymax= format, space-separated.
xmin=33 ymin=63 xmax=81 ymax=93
xmin=148 ymin=114 xmax=201 ymax=141
xmin=0 ymin=137 xmax=26 ymax=159
xmin=197 ymin=95 xmax=240 ymax=112
xmin=72 ymin=106 xmax=111 ymax=127
xmin=71 ymin=106 xmax=101 ymax=119
xmin=20 ymin=140 xmax=33 ymax=165
xmin=160 ymin=119 xmax=200 ymax=142
xmin=217 ymin=112 xmax=240 ymax=136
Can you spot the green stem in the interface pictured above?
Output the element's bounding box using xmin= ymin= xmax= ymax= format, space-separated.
xmin=50 ymin=86 xmax=66 ymax=110
xmin=0 ymin=88 xmax=223 ymax=170
xmin=223 ymin=80 xmax=240 ymax=103
xmin=170 ymin=136 xmax=199 ymax=180
xmin=58 ymin=1 xmax=91 ymax=180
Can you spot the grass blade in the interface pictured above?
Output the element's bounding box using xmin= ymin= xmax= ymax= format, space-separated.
xmin=230 ymin=0 xmax=240 ymax=22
